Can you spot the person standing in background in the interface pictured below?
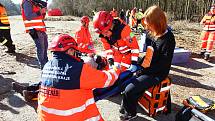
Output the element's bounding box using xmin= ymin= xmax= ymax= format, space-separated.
xmin=0 ymin=3 xmax=16 ymax=53
xmin=199 ymin=4 xmax=215 ymax=60
xmin=21 ymin=0 xmax=48 ymax=69
xmin=125 ymin=9 xmax=130 ymax=25
xmin=110 ymin=8 xmax=118 ymax=18
xmin=119 ymin=9 xmax=126 ymax=22
xmin=75 ymin=16 xmax=95 ymax=54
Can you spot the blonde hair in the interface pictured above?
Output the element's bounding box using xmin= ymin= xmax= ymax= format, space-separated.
xmin=144 ymin=5 xmax=167 ymax=36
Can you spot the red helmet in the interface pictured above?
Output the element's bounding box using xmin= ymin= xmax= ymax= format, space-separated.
xmin=81 ymin=16 xmax=90 ymax=23
xmin=49 ymin=34 xmax=78 ymax=52
xmin=93 ymin=11 xmax=113 ymax=33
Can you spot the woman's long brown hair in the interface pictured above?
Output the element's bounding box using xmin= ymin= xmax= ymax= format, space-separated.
xmin=144 ymin=5 xmax=167 ymax=37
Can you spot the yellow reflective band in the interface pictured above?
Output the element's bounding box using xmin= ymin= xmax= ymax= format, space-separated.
xmin=0 ymin=26 xmax=10 ymax=29
xmin=130 ymin=32 xmax=135 ymax=38
xmin=0 ymin=16 xmax=9 ymax=19
xmin=1 ymin=20 xmax=9 ymax=22
xmin=192 ymin=96 xmax=209 ymax=108
xmin=0 ymin=39 xmax=8 ymax=45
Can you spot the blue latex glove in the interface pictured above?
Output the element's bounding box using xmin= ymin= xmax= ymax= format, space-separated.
xmin=127 ymin=64 xmax=137 ymax=72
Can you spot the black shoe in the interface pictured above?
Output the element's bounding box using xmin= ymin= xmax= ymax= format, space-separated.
xmin=12 ymin=82 xmax=27 ymax=95
xmin=200 ymin=51 xmax=205 ymax=56
xmin=119 ymin=113 xmax=137 ymax=121
xmin=22 ymin=90 xmax=38 ymax=102
xmin=6 ymin=45 xmax=16 ymax=53
xmin=5 ymin=49 xmax=15 ymax=53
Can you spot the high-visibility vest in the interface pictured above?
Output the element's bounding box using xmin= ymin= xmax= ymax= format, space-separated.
xmin=21 ymin=0 xmax=46 ymax=33
xmin=0 ymin=6 xmax=10 ymax=29
xmin=201 ymin=13 xmax=215 ymax=31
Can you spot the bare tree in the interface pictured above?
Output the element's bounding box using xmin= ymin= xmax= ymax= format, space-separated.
xmin=48 ymin=0 xmax=214 ymax=21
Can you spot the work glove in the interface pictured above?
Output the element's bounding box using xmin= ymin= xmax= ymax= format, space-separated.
xmin=127 ymin=64 xmax=137 ymax=73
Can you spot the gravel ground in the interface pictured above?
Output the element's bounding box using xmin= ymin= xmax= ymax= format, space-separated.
xmin=0 ymin=16 xmax=215 ymax=121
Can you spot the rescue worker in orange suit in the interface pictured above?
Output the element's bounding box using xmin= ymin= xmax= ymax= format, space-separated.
xmin=110 ymin=8 xmax=118 ymax=18
xmin=199 ymin=5 xmax=215 ymax=60
xmin=21 ymin=0 xmax=48 ymax=69
xmin=119 ymin=6 xmax=175 ymax=120
xmin=0 ymin=3 xmax=16 ymax=53
xmin=37 ymin=34 xmax=121 ymax=121
xmin=93 ymin=11 xmax=139 ymax=72
xmin=75 ymin=16 xmax=95 ymax=54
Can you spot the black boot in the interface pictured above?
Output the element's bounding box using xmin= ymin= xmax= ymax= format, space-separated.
xmin=200 ymin=51 xmax=205 ymax=56
xmin=6 ymin=44 xmax=16 ymax=53
xmin=204 ymin=54 xmax=210 ymax=60
xmin=199 ymin=49 xmax=206 ymax=58
xmin=12 ymin=82 xmax=27 ymax=95
xmin=23 ymin=90 xmax=38 ymax=102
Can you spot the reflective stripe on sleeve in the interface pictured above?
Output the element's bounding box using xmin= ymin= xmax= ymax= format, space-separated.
xmin=131 ymin=49 xmax=139 ymax=54
xmin=121 ymin=62 xmax=130 ymax=68
xmin=119 ymin=46 xmax=128 ymax=51
xmin=0 ymin=26 xmax=10 ymax=29
xmin=40 ymin=98 xmax=95 ymax=116
xmin=26 ymin=26 xmax=46 ymax=30
xmin=107 ymin=55 xmax=113 ymax=59
xmin=131 ymin=56 xmax=138 ymax=61
xmin=0 ymin=39 xmax=8 ymax=45
xmin=24 ymin=20 xmax=43 ymax=23
xmin=108 ymin=69 xmax=118 ymax=81
xmin=120 ymin=49 xmax=131 ymax=53
xmin=105 ymin=49 xmax=113 ymax=53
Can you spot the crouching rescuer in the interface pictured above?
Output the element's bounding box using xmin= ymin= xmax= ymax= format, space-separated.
xmin=35 ymin=34 xmax=121 ymax=121
xmin=93 ymin=11 xmax=139 ymax=72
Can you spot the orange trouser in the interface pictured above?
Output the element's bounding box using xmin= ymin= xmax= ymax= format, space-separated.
xmin=200 ymin=31 xmax=215 ymax=53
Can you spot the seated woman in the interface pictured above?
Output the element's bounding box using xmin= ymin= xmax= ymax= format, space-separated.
xmin=119 ymin=5 xmax=176 ymax=121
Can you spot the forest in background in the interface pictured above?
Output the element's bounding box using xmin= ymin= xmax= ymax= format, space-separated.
xmin=1 ymin=0 xmax=215 ymax=22
xmin=48 ymin=0 xmax=214 ymax=21
xmin=0 ymin=0 xmax=20 ymax=15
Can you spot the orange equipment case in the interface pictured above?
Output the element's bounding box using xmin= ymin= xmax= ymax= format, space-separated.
xmin=138 ymin=77 xmax=171 ymax=117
